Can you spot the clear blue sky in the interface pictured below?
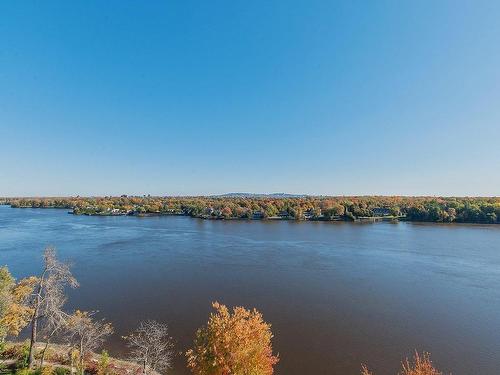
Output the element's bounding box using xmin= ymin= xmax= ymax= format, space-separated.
xmin=1 ymin=1 xmax=499 ymax=196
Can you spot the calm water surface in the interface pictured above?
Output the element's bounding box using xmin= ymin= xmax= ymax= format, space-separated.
xmin=0 ymin=206 xmax=499 ymax=374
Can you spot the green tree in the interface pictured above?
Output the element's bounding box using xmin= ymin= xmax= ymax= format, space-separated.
xmin=97 ymin=350 xmax=111 ymax=375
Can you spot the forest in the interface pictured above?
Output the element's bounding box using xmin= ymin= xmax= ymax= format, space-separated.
xmin=2 ymin=196 xmax=500 ymax=224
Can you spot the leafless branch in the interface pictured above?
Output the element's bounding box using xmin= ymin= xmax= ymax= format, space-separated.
xmin=124 ymin=320 xmax=174 ymax=374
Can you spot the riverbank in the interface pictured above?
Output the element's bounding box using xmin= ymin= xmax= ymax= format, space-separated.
xmin=3 ymin=195 xmax=500 ymax=224
xmin=71 ymin=210 xmax=405 ymax=223
xmin=0 ymin=342 xmax=152 ymax=375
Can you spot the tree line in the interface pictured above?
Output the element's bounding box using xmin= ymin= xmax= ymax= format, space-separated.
xmin=4 ymin=196 xmax=500 ymax=224
xmin=1 ymin=247 xmax=450 ymax=375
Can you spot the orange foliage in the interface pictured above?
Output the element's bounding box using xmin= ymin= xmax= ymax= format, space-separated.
xmin=361 ymin=352 xmax=447 ymax=375
xmin=186 ymin=302 xmax=279 ymax=375
xmin=361 ymin=364 xmax=374 ymax=375
xmin=400 ymin=352 xmax=443 ymax=375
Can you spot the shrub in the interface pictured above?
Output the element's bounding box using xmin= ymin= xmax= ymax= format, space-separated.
xmin=40 ymin=365 xmax=54 ymax=375
xmin=361 ymin=352 xmax=446 ymax=375
xmin=97 ymin=350 xmax=111 ymax=375
xmin=54 ymin=368 xmax=70 ymax=375
xmin=14 ymin=341 xmax=31 ymax=369
xmin=400 ymin=352 xmax=443 ymax=375
xmin=15 ymin=368 xmax=32 ymax=375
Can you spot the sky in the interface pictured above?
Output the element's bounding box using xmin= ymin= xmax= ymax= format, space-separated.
xmin=1 ymin=1 xmax=499 ymax=197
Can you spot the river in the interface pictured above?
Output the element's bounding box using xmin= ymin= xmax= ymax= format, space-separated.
xmin=0 ymin=205 xmax=499 ymax=374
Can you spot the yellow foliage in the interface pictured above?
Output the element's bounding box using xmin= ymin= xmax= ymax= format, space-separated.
xmin=0 ymin=276 xmax=37 ymax=336
xmin=12 ymin=277 xmax=38 ymax=301
xmin=68 ymin=309 xmax=87 ymax=324
xmin=1 ymin=303 xmax=33 ymax=336
xmin=70 ymin=348 xmax=81 ymax=374
xmin=0 ymin=266 xmax=15 ymax=338
xmin=41 ymin=365 xmax=54 ymax=375
xmin=97 ymin=350 xmax=111 ymax=375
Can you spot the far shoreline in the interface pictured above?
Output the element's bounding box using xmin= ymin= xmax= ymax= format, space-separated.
xmin=2 ymin=204 xmax=499 ymax=227
xmin=2 ymin=195 xmax=499 ymax=225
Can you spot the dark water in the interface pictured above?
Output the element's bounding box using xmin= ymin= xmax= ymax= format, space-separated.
xmin=1 ymin=206 xmax=500 ymax=374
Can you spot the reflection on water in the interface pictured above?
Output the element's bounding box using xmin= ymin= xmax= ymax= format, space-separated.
xmin=1 ymin=206 xmax=499 ymax=375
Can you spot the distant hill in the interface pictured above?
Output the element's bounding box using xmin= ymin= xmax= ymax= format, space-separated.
xmin=214 ymin=193 xmax=307 ymax=198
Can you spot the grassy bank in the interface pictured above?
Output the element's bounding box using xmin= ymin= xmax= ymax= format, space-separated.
xmin=0 ymin=342 xmax=148 ymax=375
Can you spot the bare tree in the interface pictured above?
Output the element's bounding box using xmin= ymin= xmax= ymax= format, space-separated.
xmin=27 ymin=247 xmax=79 ymax=368
xmin=124 ymin=320 xmax=174 ymax=375
xmin=66 ymin=310 xmax=113 ymax=374
xmin=38 ymin=282 xmax=71 ymax=367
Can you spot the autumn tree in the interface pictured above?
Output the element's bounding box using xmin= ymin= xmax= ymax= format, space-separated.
xmin=322 ymin=204 xmax=345 ymax=220
xmin=11 ymin=195 xmax=500 ymax=224
xmin=221 ymin=206 xmax=233 ymax=219
xmin=186 ymin=302 xmax=279 ymax=375
xmin=360 ymin=352 xmax=445 ymax=375
xmin=0 ymin=273 xmax=38 ymax=340
xmin=66 ymin=310 xmax=113 ymax=374
xmin=291 ymin=207 xmax=304 ymax=220
xmin=124 ymin=320 xmax=174 ymax=375
xmin=26 ymin=247 xmax=79 ymax=368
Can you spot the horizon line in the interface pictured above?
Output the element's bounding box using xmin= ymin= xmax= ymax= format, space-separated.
xmin=2 ymin=194 xmax=500 ymax=199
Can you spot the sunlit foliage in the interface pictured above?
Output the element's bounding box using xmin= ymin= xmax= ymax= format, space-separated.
xmin=186 ymin=302 xmax=279 ymax=375
xmin=0 ymin=266 xmax=15 ymax=340
xmin=5 ymin=196 xmax=500 ymax=224
xmin=361 ymin=352 xmax=446 ymax=375
xmin=0 ymin=274 xmax=37 ymax=337
xmin=400 ymin=352 xmax=443 ymax=375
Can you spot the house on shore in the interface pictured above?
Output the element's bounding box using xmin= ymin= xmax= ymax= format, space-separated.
xmin=278 ymin=210 xmax=291 ymax=219
xmin=372 ymin=207 xmax=392 ymax=216
xmin=304 ymin=209 xmax=315 ymax=219
xmin=253 ymin=211 xmax=264 ymax=219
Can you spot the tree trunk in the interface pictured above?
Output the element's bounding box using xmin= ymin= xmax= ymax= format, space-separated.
xmin=29 ymin=272 xmax=45 ymax=368
xmin=40 ymin=328 xmax=58 ymax=368
xmin=28 ymin=307 xmax=38 ymax=368
xmin=70 ymin=353 xmax=75 ymax=375
xmin=40 ymin=339 xmax=50 ymax=368
xmin=79 ymin=341 xmax=84 ymax=375
xmin=80 ymin=357 xmax=84 ymax=375
xmin=143 ymin=358 xmax=147 ymax=375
